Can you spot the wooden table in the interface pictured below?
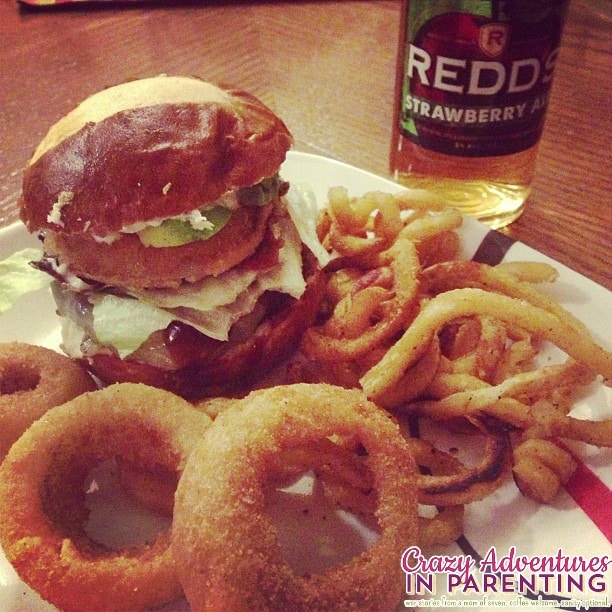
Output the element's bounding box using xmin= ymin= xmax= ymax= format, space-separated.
xmin=1 ymin=0 xmax=610 ymax=289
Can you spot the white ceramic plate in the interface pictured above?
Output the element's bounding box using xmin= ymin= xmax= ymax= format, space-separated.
xmin=0 ymin=151 xmax=610 ymax=611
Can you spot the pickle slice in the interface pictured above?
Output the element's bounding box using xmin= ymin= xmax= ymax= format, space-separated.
xmin=138 ymin=207 xmax=232 ymax=247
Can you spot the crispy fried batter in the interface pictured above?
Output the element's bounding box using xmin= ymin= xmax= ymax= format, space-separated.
xmin=173 ymin=383 xmax=419 ymax=612
xmin=0 ymin=383 xmax=212 ymax=611
xmin=0 ymin=342 xmax=96 ymax=459
xmin=44 ymin=203 xmax=274 ymax=288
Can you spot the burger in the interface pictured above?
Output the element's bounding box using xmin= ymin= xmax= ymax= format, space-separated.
xmin=18 ymin=75 xmax=329 ymax=398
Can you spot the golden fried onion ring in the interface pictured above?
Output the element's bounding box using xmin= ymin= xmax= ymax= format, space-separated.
xmin=267 ymin=435 xmax=467 ymax=549
xmin=403 ymin=438 xmax=467 ymax=547
xmin=172 ymin=383 xmax=419 ymax=611
xmin=0 ymin=342 xmax=96 ymax=459
xmin=0 ymin=383 xmax=212 ymax=611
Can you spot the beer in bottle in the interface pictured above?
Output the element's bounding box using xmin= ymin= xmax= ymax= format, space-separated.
xmin=390 ymin=0 xmax=569 ymax=228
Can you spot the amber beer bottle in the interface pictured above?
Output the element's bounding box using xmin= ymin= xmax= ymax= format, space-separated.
xmin=390 ymin=0 xmax=569 ymax=228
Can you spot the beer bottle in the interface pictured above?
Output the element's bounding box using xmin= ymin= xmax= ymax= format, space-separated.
xmin=390 ymin=0 xmax=570 ymax=228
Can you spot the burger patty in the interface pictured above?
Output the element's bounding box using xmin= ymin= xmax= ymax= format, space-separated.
xmin=43 ymin=203 xmax=274 ymax=289
xmin=84 ymin=251 xmax=327 ymax=398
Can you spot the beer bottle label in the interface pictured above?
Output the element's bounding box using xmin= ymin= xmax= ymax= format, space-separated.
xmin=398 ymin=0 xmax=569 ymax=157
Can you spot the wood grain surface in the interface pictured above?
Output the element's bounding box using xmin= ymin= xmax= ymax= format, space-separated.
xmin=1 ymin=0 xmax=610 ymax=288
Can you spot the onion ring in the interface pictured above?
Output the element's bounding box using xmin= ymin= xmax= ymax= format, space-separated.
xmin=0 ymin=382 xmax=211 ymax=611
xmin=408 ymin=437 xmax=467 ymax=548
xmin=116 ymin=395 xmax=239 ymax=517
xmin=263 ymin=437 xmax=381 ymax=533
xmin=266 ymin=434 xmax=466 ymax=548
xmin=0 ymin=341 xmax=96 ymax=459
xmin=116 ymin=460 xmax=179 ymax=518
xmin=172 ymin=383 xmax=419 ymax=612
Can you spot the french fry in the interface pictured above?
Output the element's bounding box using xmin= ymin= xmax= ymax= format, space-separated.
xmin=527 ymin=400 xmax=612 ymax=447
xmin=302 ymin=238 xmax=420 ymax=361
xmin=404 ymin=434 xmax=512 ymax=506
xmin=375 ymin=337 xmax=441 ymax=409
xmin=422 ymin=260 xmax=587 ymax=333
xmin=361 ymin=288 xmax=612 ymax=397
xmin=512 ymin=438 xmax=577 ymax=503
xmin=494 ymin=261 xmax=559 ymax=283
xmin=399 ymin=208 xmax=463 ymax=242
xmin=293 ymin=186 xmax=612 ymax=509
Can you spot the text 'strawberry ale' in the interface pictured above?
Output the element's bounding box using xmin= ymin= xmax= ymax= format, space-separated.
xmin=390 ymin=0 xmax=569 ymax=228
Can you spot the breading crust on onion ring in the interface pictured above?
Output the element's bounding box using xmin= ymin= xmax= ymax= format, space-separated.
xmin=172 ymin=383 xmax=420 ymax=612
xmin=0 ymin=383 xmax=212 ymax=612
xmin=0 ymin=341 xmax=96 ymax=459
xmin=267 ymin=434 xmax=469 ymax=549
xmin=270 ymin=428 xmax=508 ymax=548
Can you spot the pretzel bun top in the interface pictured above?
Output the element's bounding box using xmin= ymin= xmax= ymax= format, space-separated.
xmin=19 ymin=75 xmax=293 ymax=237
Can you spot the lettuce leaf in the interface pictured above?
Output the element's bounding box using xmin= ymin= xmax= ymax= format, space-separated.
xmin=91 ymin=208 xmax=309 ymax=350
xmin=284 ymin=183 xmax=330 ymax=268
xmin=90 ymin=294 xmax=175 ymax=358
xmin=0 ymin=248 xmax=50 ymax=315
